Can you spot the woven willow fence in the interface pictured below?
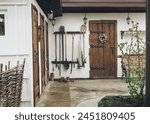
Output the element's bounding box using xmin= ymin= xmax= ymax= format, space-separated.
xmin=0 ymin=59 xmax=25 ymax=107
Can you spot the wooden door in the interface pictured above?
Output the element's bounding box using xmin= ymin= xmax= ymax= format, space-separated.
xmin=89 ymin=20 xmax=117 ymax=78
xmin=40 ymin=14 xmax=45 ymax=90
xmin=32 ymin=5 xmax=40 ymax=105
xmin=45 ymin=22 xmax=49 ymax=81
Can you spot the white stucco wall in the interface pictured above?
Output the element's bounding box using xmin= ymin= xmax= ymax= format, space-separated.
xmin=0 ymin=0 xmax=50 ymax=106
xmin=49 ymin=13 xmax=146 ymax=78
xmin=0 ymin=0 xmax=32 ymax=106
xmin=0 ymin=0 xmax=146 ymax=106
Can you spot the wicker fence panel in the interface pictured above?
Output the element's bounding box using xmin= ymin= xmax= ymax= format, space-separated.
xmin=0 ymin=59 xmax=25 ymax=107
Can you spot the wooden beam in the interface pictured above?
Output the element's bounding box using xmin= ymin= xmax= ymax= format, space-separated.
xmin=62 ymin=3 xmax=145 ymax=7
xmin=63 ymin=7 xmax=146 ymax=13
xmin=62 ymin=0 xmax=145 ymax=3
xmin=146 ymin=0 xmax=150 ymax=107
xmin=62 ymin=0 xmax=146 ymax=7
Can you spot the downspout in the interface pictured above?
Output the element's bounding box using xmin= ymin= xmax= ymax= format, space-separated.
xmin=146 ymin=0 xmax=150 ymax=107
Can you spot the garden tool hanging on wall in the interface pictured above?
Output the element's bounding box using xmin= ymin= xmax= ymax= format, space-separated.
xmin=60 ymin=26 xmax=70 ymax=70
xmin=70 ymin=34 xmax=75 ymax=74
xmin=60 ymin=26 xmax=65 ymax=61
xmin=64 ymin=32 xmax=69 ymax=70
xmin=52 ymin=26 xmax=81 ymax=74
xmin=80 ymin=25 xmax=87 ymax=67
xmin=58 ymin=26 xmax=65 ymax=76
xmin=78 ymin=32 xmax=83 ymax=68
xmin=55 ymin=33 xmax=58 ymax=68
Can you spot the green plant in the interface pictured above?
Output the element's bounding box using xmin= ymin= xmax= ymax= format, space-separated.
xmin=118 ymin=21 xmax=146 ymax=99
xmin=98 ymin=96 xmax=146 ymax=107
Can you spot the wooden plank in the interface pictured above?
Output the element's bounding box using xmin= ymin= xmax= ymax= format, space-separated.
xmin=89 ymin=34 xmax=93 ymax=46
xmin=94 ymin=47 xmax=98 ymax=77
xmin=98 ymin=23 xmax=103 ymax=46
xmin=62 ymin=0 xmax=145 ymax=2
xmin=90 ymin=20 xmax=117 ymax=25
xmin=95 ymin=48 xmax=100 ymax=77
xmin=95 ymin=33 xmax=99 ymax=46
xmin=32 ymin=4 xmax=40 ymax=106
xmin=40 ymin=13 xmax=45 ymax=91
xmin=34 ymin=85 xmax=39 ymax=98
xmin=98 ymin=47 xmax=104 ymax=77
xmin=35 ymin=96 xmax=39 ymax=105
xmin=112 ymin=23 xmax=117 ymax=76
xmin=89 ymin=48 xmax=93 ymax=78
xmin=89 ymin=22 xmax=99 ymax=46
xmin=97 ymin=23 xmax=104 ymax=77
xmin=103 ymin=23 xmax=111 ymax=76
xmin=91 ymin=48 xmax=95 ymax=77
xmin=89 ymin=22 xmax=94 ymax=78
xmin=109 ymin=23 xmax=115 ymax=76
xmin=92 ymin=23 xmax=98 ymax=33
xmin=89 ymin=34 xmax=97 ymax=46
xmin=62 ymin=1 xmax=145 ymax=8
xmin=45 ymin=22 xmax=49 ymax=81
xmin=89 ymin=21 xmax=93 ymax=32
xmin=92 ymin=48 xmax=96 ymax=78
xmin=110 ymin=23 xmax=115 ymax=47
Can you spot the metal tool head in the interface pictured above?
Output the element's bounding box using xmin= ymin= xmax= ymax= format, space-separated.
xmin=59 ymin=26 xmax=65 ymax=33
xmin=80 ymin=25 xmax=87 ymax=33
xmin=64 ymin=62 xmax=69 ymax=70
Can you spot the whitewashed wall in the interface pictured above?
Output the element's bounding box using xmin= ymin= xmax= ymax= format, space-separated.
xmin=0 ymin=0 xmax=32 ymax=106
xmin=49 ymin=13 xmax=146 ymax=78
xmin=0 ymin=0 xmax=146 ymax=106
xmin=0 ymin=0 xmax=50 ymax=106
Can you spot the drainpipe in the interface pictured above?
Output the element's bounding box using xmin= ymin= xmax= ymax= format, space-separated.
xmin=146 ymin=0 xmax=150 ymax=107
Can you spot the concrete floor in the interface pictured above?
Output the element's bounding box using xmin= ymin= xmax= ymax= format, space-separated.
xmin=36 ymin=79 xmax=129 ymax=107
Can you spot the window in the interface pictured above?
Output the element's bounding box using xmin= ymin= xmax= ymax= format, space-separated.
xmin=0 ymin=14 xmax=5 ymax=35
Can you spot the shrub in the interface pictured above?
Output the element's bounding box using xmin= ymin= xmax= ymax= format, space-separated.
xmin=118 ymin=21 xmax=146 ymax=99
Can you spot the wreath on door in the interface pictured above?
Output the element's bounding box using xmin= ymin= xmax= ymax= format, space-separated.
xmin=99 ymin=33 xmax=108 ymax=43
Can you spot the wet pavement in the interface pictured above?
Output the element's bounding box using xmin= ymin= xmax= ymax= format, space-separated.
xmin=36 ymin=82 xmax=71 ymax=107
xmin=36 ymin=79 xmax=129 ymax=107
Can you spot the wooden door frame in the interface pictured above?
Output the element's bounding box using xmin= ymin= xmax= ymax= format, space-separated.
xmin=40 ymin=13 xmax=46 ymax=91
xmin=89 ymin=20 xmax=117 ymax=78
xmin=45 ymin=21 xmax=49 ymax=82
xmin=32 ymin=4 xmax=39 ymax=106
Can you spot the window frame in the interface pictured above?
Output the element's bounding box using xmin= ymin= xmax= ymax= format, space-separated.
xmin=0 ymin=14 xmax=5 ymax=36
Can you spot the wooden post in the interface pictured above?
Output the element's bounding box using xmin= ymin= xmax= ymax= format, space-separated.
xmin=146 ymin=0 xmax=150 ymax=107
